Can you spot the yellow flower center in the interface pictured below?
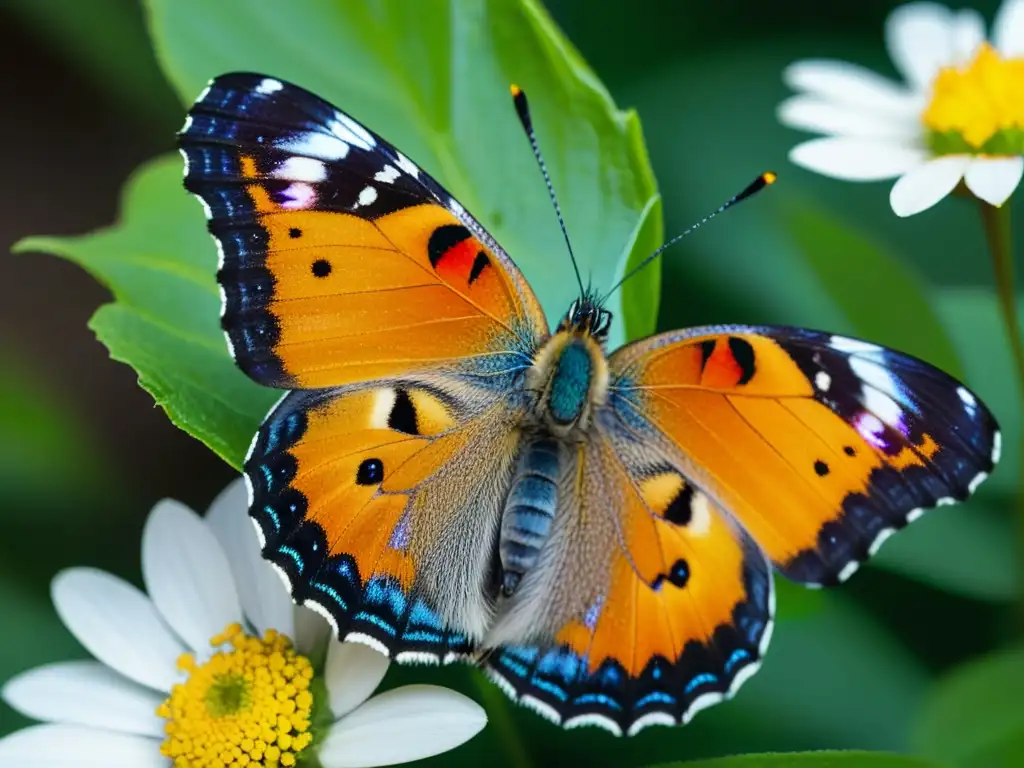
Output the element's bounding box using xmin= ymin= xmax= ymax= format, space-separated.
xmin=922 ymin=42 xmax=1024 ymax=155
xmin=157 ymin=623 xmax=315 ymax=767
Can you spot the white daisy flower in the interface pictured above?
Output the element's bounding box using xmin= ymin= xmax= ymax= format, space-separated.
xmin=0 ymin=479 xmax=486 ymax=767
xmin=779 ymin=0 xmax=1024 ymax=216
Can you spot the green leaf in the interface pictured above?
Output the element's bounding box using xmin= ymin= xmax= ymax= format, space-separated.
xmin=19 ymin=2 xmax=660 ymax=466
xmin=145 ymin=0 xmax=661 ymax=347
xmin=779 ymin=200 xmax=963 ymax=378
xmin=913 ymin=648 xmax=1024 ymax=768
xmin=14 ymin=156 xmax=276 ymax=468
xmin=655 ymin=752 xmax=947 ymax=768
xmin=657 ymin=752 xmax=946 ymax=768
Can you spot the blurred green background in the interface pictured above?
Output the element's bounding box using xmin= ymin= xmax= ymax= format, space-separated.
xmin=0 ymin=0 xmax=1021 ymax=765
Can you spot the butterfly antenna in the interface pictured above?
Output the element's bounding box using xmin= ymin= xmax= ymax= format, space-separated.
xmin=511 ymin=84 xmax=586 ymax=300
xmin=602 ymin=171 xmax=777 ymax=304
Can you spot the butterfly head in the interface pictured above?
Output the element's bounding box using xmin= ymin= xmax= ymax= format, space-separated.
xmin=560 ymin=296 xmax=612 ymax=343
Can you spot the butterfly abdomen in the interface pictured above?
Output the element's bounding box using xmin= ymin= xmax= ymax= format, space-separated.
xmin=499 ymin=437 xmax=561 ymax=596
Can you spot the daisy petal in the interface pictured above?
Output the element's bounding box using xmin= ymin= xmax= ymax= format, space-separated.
xmin=952 ymin=9 xmax=986 ymax=63
xmin=965 ymin=156 xmax=1024 ymax=206
xmin=784 ymin=60 xmax=923 ymax=117
xmin=205 ymin=479 xmax=295 ymax=640
xmin=319 ymin=685 xmax=486 ymax=768
xmin=0 ymin=724 xmax=165 ymax=767
xmin=2 ymin=661 xmax=164 ymax=738
xmin=143 ymin=499 xmax=243 ymax=653
xmin=889 ymin=155 xmax=971 ymax=216
xmin=324 ymin=640 xmax=391 ymax=719
xmin=886 ymin=2 xmax=956 ymax=90
xmin=52 ymin=568 xmax=184 ymax=692
xmin=778 ymin=96 xmax=920 ymax=140
xmin=790 ymin=137 xmax=928 ymax=181
xmin=994 ymin=0 xmax=1024 ymax=57
xmin=293 ymin=604 xmax=330 ymax=658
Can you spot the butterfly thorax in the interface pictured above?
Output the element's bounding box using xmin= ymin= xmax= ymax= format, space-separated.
xmin=527 ymin=323 xmax=609 ymax=438
xmin=526 ymin=299 xmax=611 ymax=437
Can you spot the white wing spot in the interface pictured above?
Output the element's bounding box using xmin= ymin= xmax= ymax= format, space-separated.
xmin=837 ymin=560 xmax=860 ymax=582
xmin=815 ymin=371 xmax=831 ymax=391
xmin=993 ymin=431 xmax=1002 ymax=463
xmin=395 ymin=152 xmax=420 ymax=177
xmin=906 ymin=507 xmax=927 ymax=522
xmin=333 ymin=112 xmax=376 ymax=148
xmin=867 ymin=527 xmax=896 ymax=556
xmin=374 ymin=164 xmax=401 ymax=184
xmin=356 ymin=185 xmax=378 ymax=207
xmin=968 ymin=472 xmax=989 ymax=494
xmin=256 ymin=78 xmax=284 ymax=95
xmin=957 ymin=385 xmax=977 ymax=409
xmin=272 ymin=156 xmax=328 ymax=182
xmin=177 ymin=146 xmax=191 ymax=178
xmin=830 ymin=335 xmax=883 ymax=355
xmin=861 ymin=386 xmax=904 ymax=429
xmin=564 ymin=713 xmax=622 ymax=736
xmin=276 ymin=132 xmax=350 ymax=161
xmin=627 ymin=712 xmax=675 ymax=736
xmin=370 ymin=388 xmax=397 ymax=430
xmin=520 ymin=695 xmax=561 ymax=725
xmin=688 ymin=491 xmax=712 ymax=537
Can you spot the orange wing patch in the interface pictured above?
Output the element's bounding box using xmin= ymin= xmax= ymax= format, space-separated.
xmin=610 ymin=328 xmax=1000 ymax=587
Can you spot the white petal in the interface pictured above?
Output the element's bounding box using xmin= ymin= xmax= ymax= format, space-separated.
xmin=2 ymin=661 xmax=164 ymax=738
xmin=52 ymin=568 xmax=184 ymax=692
xmin=205 ymin=478 xmax=295 ymax=640
xmin=783 ymin=59 xmax=924 ymax=117
xmin=889 ymin=155 xmax=971 ymax=216
xmin=790 ymin=137 xmax=928 ymax=181
xmin=319 ymin=685 xmax=486 ymax=768
xmin=886 ymin=3 xmax=956 ymax=90
xmin=965 ymin=156 xmax=1024 ymax=205
xmin=0 ymin=724 xmax=165 ymax=768
xmin=143 ymin=499 xmax=243 ymax=654
xmin=778 ymin=95 xmax=920 ymax=140
xmin=952 ymin=9 xmax=986 ymax=63
xmin=994 ymin=0 xmax=1024 ymax=57
xmin=324 ymin=641 xmax=391 ymax=719
xmin=293 ymin=604 xmax=330 ymax=658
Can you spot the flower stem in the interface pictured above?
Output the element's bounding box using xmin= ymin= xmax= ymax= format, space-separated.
xmin=977 ymin=199 xmax=1024 ymax=626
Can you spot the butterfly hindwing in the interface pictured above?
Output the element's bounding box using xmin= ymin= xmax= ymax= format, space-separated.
xmin=179 ymin=72 xmax=547 ymax=389
xmin=607 ymin=325 xmax=1000 ymax=586
xmin=247 ymin=375 xmax=527 ymax=661
xmin=484 ymin=430 xmax=772 ymax=735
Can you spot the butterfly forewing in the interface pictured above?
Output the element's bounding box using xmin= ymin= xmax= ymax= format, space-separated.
xmin=179 ymin=72 xmax=547 ymax=390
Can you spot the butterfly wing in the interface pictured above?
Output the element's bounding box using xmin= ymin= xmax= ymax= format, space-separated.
xmin=248 ymin=374 xmax=526 ymax=660
xmin=178 ymin=72 xmax=548 ymax=389
xmin=484 ymin=430 xmax=773 ymax=735
xmin=606 ymin=325 xmax=1000 ymax=586
xmin=178 ymin=74 xmax=550 ymax=659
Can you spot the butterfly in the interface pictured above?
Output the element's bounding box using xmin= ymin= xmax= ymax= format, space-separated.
xmin=178 ymin=72 xmax=1000 ymax=736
